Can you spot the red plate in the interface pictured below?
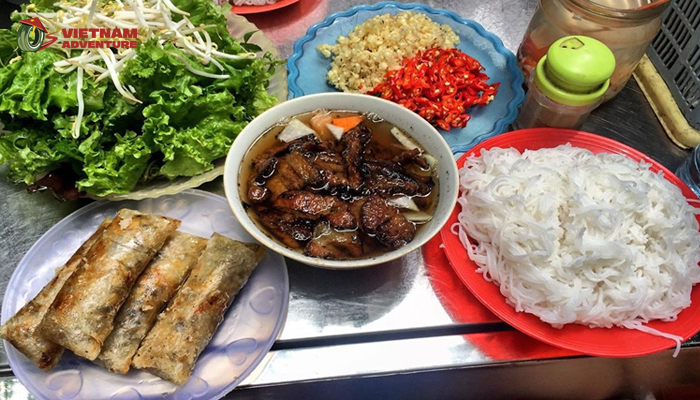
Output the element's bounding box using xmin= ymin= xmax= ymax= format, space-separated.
xmin=441 ymin=128 xmax=700 ymax=358
xmin=231 ymin=0 xmax=301 ymax=14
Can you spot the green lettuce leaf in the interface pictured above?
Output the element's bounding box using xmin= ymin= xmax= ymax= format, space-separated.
xmin=125 ymin=40 xmax=277 ymax=180
xmin=0 ymin=30 xmax=18 ymax=66
xmin=76 ymin=130 xmax=152 ymax=196
xmin=0 ymin=50 xmax=60 ymax=120
xmin=0 ymin=61 xmax=22 ymax=94
xmin=0 ymin=0 xmax=280 ymax=197
xmin=170 ymin=0 xmax=248 ymax=55
xmin=0 ymin=47 xmax=94 ymax=121
xmin=143 ymin=89 xmax=246 ymax=179
xmin=0 ymin=123 xmax=75 ymax=184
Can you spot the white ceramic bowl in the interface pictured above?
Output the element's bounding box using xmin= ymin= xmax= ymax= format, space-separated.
xmin=224 ymin=93 xmax=459 ymax=269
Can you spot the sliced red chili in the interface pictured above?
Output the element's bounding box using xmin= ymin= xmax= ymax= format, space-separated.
xmin=369 ymin=47 xmax=499 ymax=131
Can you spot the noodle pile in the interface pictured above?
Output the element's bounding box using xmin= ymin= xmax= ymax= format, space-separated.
xmin=455 ymin=145 xmax=700 ymax=356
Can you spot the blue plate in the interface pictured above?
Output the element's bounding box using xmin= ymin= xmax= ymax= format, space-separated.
xmin=287 ymin=1 xmax=525 ymax=153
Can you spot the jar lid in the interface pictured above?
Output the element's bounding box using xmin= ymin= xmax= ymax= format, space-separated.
xmin=535 ymin=36 xmax=616 ymax=106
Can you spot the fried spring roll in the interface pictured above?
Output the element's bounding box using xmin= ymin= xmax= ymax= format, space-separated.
xmin=132 ymin=233 xmax=264 ymax=385
xmin=38 ymin=209 xmax=180 ymax=361
xmin=97 ymin=232 xmax=207 ymax=374
xmin=0 ymin=218 xmax=112 ymax=371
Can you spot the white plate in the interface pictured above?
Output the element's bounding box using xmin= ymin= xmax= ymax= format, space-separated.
xmin=2 ymin=189 xmax=289 ymax=400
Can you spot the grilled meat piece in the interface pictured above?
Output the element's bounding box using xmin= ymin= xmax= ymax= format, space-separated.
xmin=288 ymin=135 xmax=323 ymax=154
xmin=392 ymin=149 xmax=429 ymax=169
xmin=341 ymin=123 xmax=371 ymax=190
xmin=249 ymin=135 xmax=322 ymax=203
xmin=313 ymin=152 xmax=350 ymax=190
xmin=248 ymin=185 xmax=270 ymax=203
xmin=285 ymin=152 xmax=327 ymax=188
xmin=329 ymin=211 xmax=356 ymax=230
xmin=375 ymin=213 xmax=416 ymax=250
xmin=305 ymin=223 xmax=363 ymax=260
xmin=348 ymin=199 xmax=366 ymax=224
xmin=254 ymin=134 xmax=318 ymax=165
xmin=252 ymin=155 xmax=279 ymax=181
xmin=361 ymin=195 xmax=393 ymax=232
xmin=255 ymin=208 xmax=315 ymax=249
xmin=314 ymin=153 xmax=346 ymax=173
xmin=263 ymin=159 xmax=306 ymax=201
xmin=413 ymin=195 xmax=434 ymax=210
xmin=360 ymin=195 xmax=415 ymax=250
xmin=365 ymin=162 xmax=432 ymax=196
xmin=246 ymin=115 xmax=435 ymax=260
xmin=247 ymin=157 xmax=278 ymax=204
xmin=274 ymin=190 xmax=357 ymax=230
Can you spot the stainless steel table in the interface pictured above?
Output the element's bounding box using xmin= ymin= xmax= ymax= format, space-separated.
xmin=1 ymin=1 xmax=698 ymax=399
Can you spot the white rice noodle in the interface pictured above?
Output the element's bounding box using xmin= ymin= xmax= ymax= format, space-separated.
xmin=455 ymin=144 xmax=700 ymax=356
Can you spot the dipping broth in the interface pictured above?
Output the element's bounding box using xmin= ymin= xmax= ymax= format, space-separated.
xmin=239 ymin=109 xmax=439 ymax=260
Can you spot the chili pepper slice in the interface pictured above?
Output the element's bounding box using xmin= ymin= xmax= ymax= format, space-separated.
xmin=368 ymin=47 xmax=499 ymax=131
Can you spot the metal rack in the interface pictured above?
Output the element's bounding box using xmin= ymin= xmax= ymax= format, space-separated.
xmin=648 ymin=0 xmax=700 ymax=129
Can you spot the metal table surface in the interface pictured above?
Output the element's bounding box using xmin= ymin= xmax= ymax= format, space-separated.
xmin=0 ymin=1 xmax=697 ymax=399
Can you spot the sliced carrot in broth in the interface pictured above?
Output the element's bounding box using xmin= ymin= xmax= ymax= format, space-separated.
xmin=331 ymin=116 xmax=364 ymax=133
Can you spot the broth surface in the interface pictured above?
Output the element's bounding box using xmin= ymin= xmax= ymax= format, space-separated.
xmin=239 ymin=110 xmax=438 ymax=260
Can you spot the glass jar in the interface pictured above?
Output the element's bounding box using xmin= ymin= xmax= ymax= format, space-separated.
xmin=517 ymin=0 xmax=669 ymax=101
xmin=513 ymin=78 xmax=604 ymax=130
xmin=514 ymin=36 xmax=614 ymax=130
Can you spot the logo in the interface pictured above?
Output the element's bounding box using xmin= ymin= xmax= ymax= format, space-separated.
xmin=16 ymin=20 xmax=138 ymax=52
xmin=16 ymin=18 xmax=58 ymax=52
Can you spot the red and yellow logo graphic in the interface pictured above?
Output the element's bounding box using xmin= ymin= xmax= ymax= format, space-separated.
xmin=16 ymin=18 xmax=58 ymax=52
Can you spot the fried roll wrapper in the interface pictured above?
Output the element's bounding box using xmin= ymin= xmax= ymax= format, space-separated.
xmin=38 ymin=209 xmax=180 ymax=361
xmin=97 ymin=232 xmax=207 ymax=374
xmin=0 ymin=218 xmax=112 ymax=371
xmin=132 ymin=233 xmax=264 ymax=385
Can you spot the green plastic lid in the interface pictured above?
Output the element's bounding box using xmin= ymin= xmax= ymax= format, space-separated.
xmin=535 ymin=36 xmax=616 ymax=106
